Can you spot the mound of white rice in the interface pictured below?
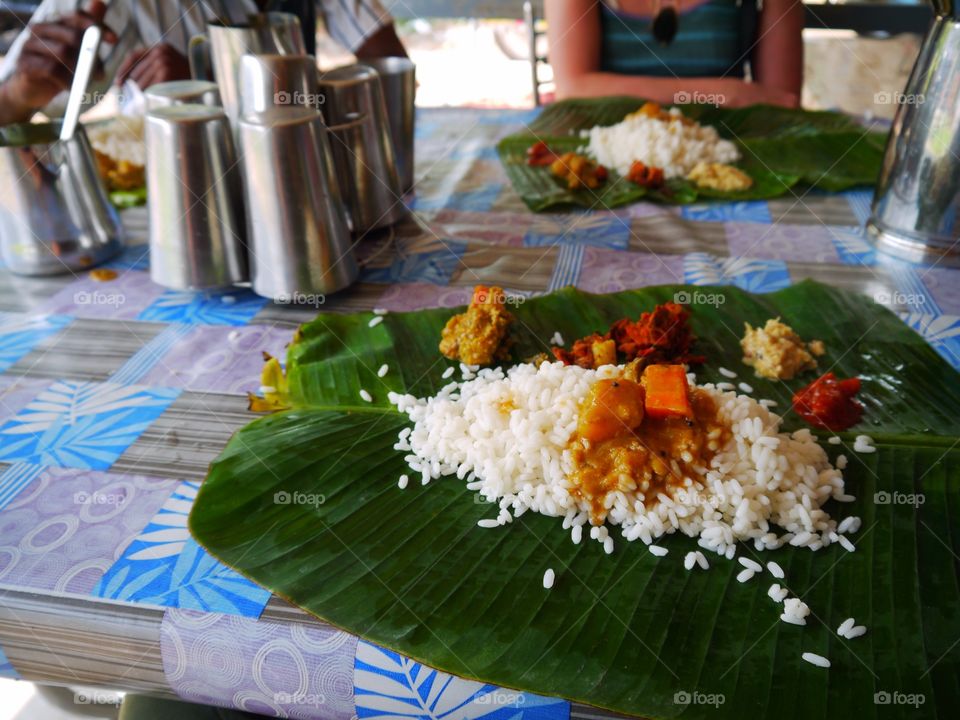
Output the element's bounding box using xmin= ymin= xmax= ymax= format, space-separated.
xmin=581 ymin=109 xmax=739 ymax=179
xmin=87 ymin=115 xmax=146 ymax=166
xmin=390 ymin=361 xmax=857 ymax=557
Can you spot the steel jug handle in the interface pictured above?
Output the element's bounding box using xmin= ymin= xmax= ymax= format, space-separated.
xmin=189 ymin=35 xmax=214 ymax=82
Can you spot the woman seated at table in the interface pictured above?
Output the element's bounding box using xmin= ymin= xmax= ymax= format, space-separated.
xmin=545 ymin=0 xmax=803 ymax=108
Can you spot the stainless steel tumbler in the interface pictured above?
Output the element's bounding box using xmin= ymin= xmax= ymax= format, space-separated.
xmin=145 ymin=104 xmax=248 ymax=290
xmin=238 ymin=54 xmax=321 ymax=116
xmin=363 ymin=57 xmax=416 ymax=192
xmin=145 ymin=80 xmax=221 ymax=110
xmin=189 ymin=12 xmax=307 ymax=127
xmin=318 ymin=64 xmax=405 ymax=234
xmin=237 ymin=107 xmax=358 ymax=300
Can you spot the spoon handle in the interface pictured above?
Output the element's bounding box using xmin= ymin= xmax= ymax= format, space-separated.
xmin=59 ymin=25 xmax=102 ymax=143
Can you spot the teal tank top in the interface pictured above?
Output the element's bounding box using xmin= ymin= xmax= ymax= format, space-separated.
xmin=599 ymin=0 xmax=752 ymax=78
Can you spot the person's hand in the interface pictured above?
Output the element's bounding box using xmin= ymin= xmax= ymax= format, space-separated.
xmin=0 ymin=0 xmax=116 ymax=123
xmin=116 ymin=44 xmax=191 ymax=90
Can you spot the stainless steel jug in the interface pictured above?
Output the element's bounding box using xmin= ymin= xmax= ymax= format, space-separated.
xmin=189 ymin=12 xmax=307 ymax=127
xmin=0 ymin=122 xmax=124 ymax=276
xmin=868 ymin=0 xmax=960 ymax=265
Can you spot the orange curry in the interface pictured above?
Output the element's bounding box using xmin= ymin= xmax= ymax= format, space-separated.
xmin=568 ymin=365 xmax=727 ymax=524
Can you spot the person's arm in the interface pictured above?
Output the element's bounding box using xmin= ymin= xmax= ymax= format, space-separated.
xmin=545 ymin=0 xmax=798 ymax=107
xmin=752 ymin=0 xmax=804 ymax=100
xmin=0 ymin=0 xmax=116 ymax=125
xmin=115 ymin=44 xmax=191 ymax=90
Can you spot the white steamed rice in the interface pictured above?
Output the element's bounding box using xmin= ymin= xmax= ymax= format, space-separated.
xmin=580 ymin=109 xmax=739 ymax=179
xmin=87 ymin=115 xmax=145 ymax=165
xmin=390 ymin=361 xmax=856 ymax=557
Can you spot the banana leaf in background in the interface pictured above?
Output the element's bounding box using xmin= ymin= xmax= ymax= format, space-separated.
xmin=190 ymin=282 xmax=960 ymax=719
xmin=109 ymin=186 xmax=147 ymax=209
xmin=497 ymin=97 xmax=888 ymax=210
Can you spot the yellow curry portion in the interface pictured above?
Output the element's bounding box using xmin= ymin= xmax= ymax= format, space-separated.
xmin=568 ymin=371 xmax=728 ymax=524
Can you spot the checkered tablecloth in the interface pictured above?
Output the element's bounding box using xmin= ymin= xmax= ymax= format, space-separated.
xmin=0 ymin=107 xmax=957 ymax=718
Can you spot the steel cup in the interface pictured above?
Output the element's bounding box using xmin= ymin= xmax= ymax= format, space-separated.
xmin=318 ymin=64 xmax=404 ymax=233
xmin=364 ymin=57 xmax=416 ymax=192
xmin=239 ymin=54 xmax=321 ymax=116
xmin=238 ymin=107 xmax=358 ymax=299
xmin=145 ymin=104 xmax=248 ymax=290
xmin=0 ymin=122 xmax=124 ymax=276
xmin=145 ymin=80 xmax=221 ymax=110
xmin=189 ymin=12 xmax=306 ymax=127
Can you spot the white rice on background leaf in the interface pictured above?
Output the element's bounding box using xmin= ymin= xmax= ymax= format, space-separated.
xmin=580 ymin=109 xmax=739 ymax=179
xmin=87 ymin=116 xmax=146 ymax=165
xmin=390 ymin=361 xmax=853 ymax=557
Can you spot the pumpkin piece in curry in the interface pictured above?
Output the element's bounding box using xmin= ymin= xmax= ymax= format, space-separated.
xmin=549 ymin=151 xmax=608 ymax=190
xmin=439 ymin=285 xmax=514 ymax=365
xmin=569 ymin=364 xmax=728 ymax=525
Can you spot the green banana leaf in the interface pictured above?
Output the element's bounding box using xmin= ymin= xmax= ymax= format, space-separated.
xmin=190 ymin=281 xmax=960 ymax=719
xmin=497 ymin=98 xmax=889 ymax=210
xmin=109 ymin=186 xmax=147 ymax=209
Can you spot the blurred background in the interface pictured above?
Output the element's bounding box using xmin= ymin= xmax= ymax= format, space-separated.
xmin=0 ymin=0 xmax=929 ymax=117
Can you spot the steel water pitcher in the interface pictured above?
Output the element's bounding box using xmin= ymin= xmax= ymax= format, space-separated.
xmin=868 ymin=0 xmax=960 ymax=265
xmin=0 ymin=123 xmax=123 ymax=276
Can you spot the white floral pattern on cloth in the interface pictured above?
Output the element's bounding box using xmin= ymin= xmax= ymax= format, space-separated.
xmin=161 ymin=608 xmax=358 ymax=720
xmin=0 ymin=313 xmax=72 ymax=372
xmin=899 ymin=313 xmax=960 ymax=370
xmin=92 ymin=481 xmax=271 ymax=616
xmin=0 ymin=380 xmax=180 ymax=470
xmin=137 ymin=289 xmax=268 ymax=326
xmin=683 ymin=252 xmax=791 ymax=293
xmin=680 ymin=200 xmax=772 ymax=224
xmin=524 ymin=214 xmax=630 ymax=250
xmin=827 ymin=226 xmax=877 ymax=266
xmin=354 ymin=641 xmax=570 ymax=720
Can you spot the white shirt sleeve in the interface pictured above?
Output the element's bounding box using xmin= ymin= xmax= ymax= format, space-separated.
xmin=317 ymin=0 xmax=395 ymax=52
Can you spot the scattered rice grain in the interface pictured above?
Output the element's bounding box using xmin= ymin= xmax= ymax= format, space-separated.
xmin=543 ymin=568 xmax=555 ymax=589
xmin=801 ymin=652 xmax=830 ymax=668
